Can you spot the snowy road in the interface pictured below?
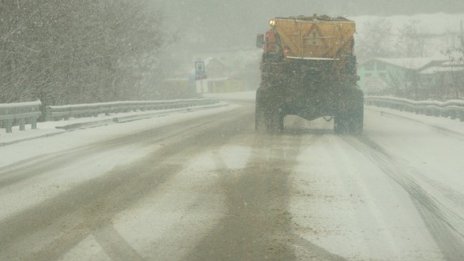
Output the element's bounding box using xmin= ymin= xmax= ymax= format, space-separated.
xmin=1 ymin=100 xmax=464 ymax=261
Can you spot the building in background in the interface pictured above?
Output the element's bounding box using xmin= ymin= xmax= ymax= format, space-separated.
xmin=419 ymin=59 xmax=464 ymax=99
xmin=358 ymin=57 xmax=464 ymax=99
xmin=199 ymin=57 xmax=247 ymax=93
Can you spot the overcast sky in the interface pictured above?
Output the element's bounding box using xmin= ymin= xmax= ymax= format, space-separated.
xmin=157 ymin=1 xmax=464 ymax=54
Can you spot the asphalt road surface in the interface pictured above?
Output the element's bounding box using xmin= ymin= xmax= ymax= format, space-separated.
xmin=1 ymin=101 xmax=464 ymax=261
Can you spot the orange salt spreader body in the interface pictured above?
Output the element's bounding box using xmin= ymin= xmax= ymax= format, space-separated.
xmin=255 ymin=15 xmax=363 ymax=134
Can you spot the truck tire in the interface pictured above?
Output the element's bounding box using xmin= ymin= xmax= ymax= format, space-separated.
xmin=268 ymin=108 xmax=284 ymax=133
xmin=334 ymin=90 xmax=364 ymax=135
xmin=256 ymin=105 xmax=283 ymax=133
xmin=255 ymin=99 xmax=267 ymax=132
xmin=256 ymin=88 xmax=284 ymax=133
xmin=348 ymin=101 xmax=364 ymax=135
xmin=255 ymin=88 xmax=270 ymax=132
xmin=334 ymin=115 xmax=348 ymax=134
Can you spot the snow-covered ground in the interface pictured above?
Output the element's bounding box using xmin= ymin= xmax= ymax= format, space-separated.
xmin=367 ymin=105 xmax=464 ymax=135
xmin=203 ymin=91 xmax=256 ymax=101
xmin=0 ymin=102 xmax=228 ymax=146
xmin=0 ymin=104 xmax=237 ymax=229
xmin=0 ymin=103 xmax=236 ymax=168
xmin=290 ymin=108 xmax=464 ymax=260
xmin=1 ymin=96 xmax=464 ymax=260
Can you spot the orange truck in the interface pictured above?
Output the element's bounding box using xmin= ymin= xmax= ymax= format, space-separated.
xmin=255 ymin=15 xmax=363 ymax=134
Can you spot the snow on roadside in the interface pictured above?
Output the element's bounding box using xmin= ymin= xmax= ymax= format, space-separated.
xmin=290 ymin=135 xmax=444 ymax=261
xmin=0 ymin=104 xmax=241 ymax=221
xmin=0 ymin=104 xmax=237 ymax=169
xmin=363 ymin=107 xmax=464 ymax=231
xmin=0 ymin=103 xmax=228 ymax=146
xmin=203 ymin=91 xmax=256 ymax=101
xmin=367 ymin=106 xmax=464 ymax=136
xmin=365 ymin=106 xmax=464 ymax=200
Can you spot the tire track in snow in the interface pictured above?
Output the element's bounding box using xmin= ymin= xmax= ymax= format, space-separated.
xmin=187 ymin=116 xmax=345 ymax=261
xmin=187 ymin=132 xmax=304 ymax=261
xmin=344 ymin=135 xmax=464 ymax=261
xmin=415 ymin=174 xmax=464 ymax=210
xmin=0 ymin=109 xmax=251 ymax=261
xmin=0 ymin=109 xmax=241 ymax=189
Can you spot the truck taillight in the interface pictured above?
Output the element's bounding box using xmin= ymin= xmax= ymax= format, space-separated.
xmin=265 ymin=31 xmax=277 ymax=52
xmin=265 ymin=31 xmax=275 ymax=43
xmin=283 ymin=46 xmax=290 ymax=57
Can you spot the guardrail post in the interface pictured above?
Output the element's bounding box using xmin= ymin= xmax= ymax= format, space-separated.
xmin=44 ymin=106 xmax=52 ymax=121
xmin=5 ymin=120 xmax=13 ymax=133
xmin=19 ymin=118 xmax=26 ymax=131
xmin=31 ymin=117 xmax=37 ymax=129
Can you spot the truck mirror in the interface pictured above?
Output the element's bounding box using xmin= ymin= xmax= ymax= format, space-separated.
xmin=256 ymin=34 xmax=264 ymax=48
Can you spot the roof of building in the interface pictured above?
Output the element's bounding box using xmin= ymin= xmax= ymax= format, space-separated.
xmin=420 ymin=66 xmax=464 ymax=74
xmin=374 ymin=57 xmax=445 ymax=70
xmin=441 ymin=60 xmax=464 ymax=66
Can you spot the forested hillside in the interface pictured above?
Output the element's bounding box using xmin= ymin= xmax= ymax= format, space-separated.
xmin=0 ymin=1 xmax=166 ymax=104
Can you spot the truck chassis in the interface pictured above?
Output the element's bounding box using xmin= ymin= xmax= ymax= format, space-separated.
xmin=255 ymin=56 xmax=363 ymax=134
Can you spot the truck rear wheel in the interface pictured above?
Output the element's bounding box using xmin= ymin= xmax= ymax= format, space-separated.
xmin=255 ymin=89 xmax=284 ymax=133
xmin=255 ymin=89 xmax=267 ymax=132
xmin=334 ymin=115 xmax=347 ymax=134
xmin=268 ymin=108 xmax=284 ymax=133
xmin=334 ymin=112 xmax=362 ymax=134
xmin=349 ymin=102 xmax=364 ymax=134
xmin=255 ymin=101 xmax=267 ymax=132
xmin=334 ymin=91 xmax=364 ymax=135
xmin=255 ymin=106 xmax=284 ymax=133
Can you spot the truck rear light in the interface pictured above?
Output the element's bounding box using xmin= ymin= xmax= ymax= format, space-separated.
xmin=284 ymin=46 xmax=290 ymax=57
xmin=265 ymin=31 xmax=277 ymax=52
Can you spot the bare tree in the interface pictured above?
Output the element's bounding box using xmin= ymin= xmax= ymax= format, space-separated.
xmin=395 ymin=20 xmax=426 ymax=57
xmin=441 ymin=20 xmax=464 ymax=99
xmin=356 ymin=19 xmax=395 ymax=62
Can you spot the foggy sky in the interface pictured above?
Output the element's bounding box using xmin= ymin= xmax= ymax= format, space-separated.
xmin=158 ymin=0 xmax=464 ymax=52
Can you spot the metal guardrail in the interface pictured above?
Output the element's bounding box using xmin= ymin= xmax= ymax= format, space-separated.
xmin=365 ymin=96 xmax=464 ymax=121
xmin=0 ymin=101 xmax=41 ymax=133
xmin=0 ymin=98 xmax=218 ymax=133
xmin=44 ymin=98 xmax=218 ymax=121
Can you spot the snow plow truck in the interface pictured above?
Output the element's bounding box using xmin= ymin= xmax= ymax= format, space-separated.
xmin=255 ymin=15 xmax=363 ymax=134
